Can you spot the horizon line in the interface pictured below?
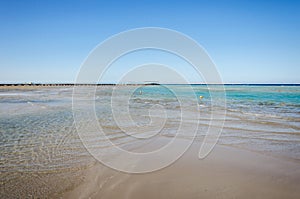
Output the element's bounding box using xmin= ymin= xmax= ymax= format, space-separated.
xmin=1 ymin=83 xmax=300 ymax=86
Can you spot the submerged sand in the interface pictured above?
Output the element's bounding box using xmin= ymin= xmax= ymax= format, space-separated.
xmin=63 ymin=141 xmax=300 ymax=199
xmin=1 ymin=85 xmax=299 ymax=198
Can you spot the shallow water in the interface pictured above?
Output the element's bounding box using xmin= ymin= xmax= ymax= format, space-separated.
xmin=0 ymin=85 xmax=300 ymax=197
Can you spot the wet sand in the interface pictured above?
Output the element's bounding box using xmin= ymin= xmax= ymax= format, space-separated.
xmin=1 ymin=85 xmax=299 ymax=198
xmin=63 ymin=141 xmax=300 ymax=199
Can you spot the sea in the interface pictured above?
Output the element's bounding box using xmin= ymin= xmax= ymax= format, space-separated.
xmin=0 ymin=84 xmax=299 ymax=197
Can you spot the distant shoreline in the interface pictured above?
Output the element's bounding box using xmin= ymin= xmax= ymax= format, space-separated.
xmin=0 ymin=83 xmax=299 ymax=87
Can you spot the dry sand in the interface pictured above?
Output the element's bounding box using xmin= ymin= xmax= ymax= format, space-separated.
xmin=63 ymin=141 xmax=300 ymax=199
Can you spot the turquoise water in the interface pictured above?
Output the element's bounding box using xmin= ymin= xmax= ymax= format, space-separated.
xmin=0 ymin=85 xmax=300 ymax=197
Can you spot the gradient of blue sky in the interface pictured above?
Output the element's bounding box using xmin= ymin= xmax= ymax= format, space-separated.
xmin=0 ymin=0 xmax=299 ymax=83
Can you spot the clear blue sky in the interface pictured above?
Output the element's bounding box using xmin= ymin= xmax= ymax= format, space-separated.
xmin=0 ymin=0 xmax=299 ymax=83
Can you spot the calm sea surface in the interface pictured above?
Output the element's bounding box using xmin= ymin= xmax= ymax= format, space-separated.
xmin=1 ymin=85 xmax=300 ymax=197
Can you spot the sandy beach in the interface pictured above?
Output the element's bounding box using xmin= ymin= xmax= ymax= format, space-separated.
xmin=2 ymin=0 xmax=300 ymax=198
xmin=63 ymin=140 xmax=300 ymax=199
xmin=1 ymin=85 xmax=299 ymax=198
